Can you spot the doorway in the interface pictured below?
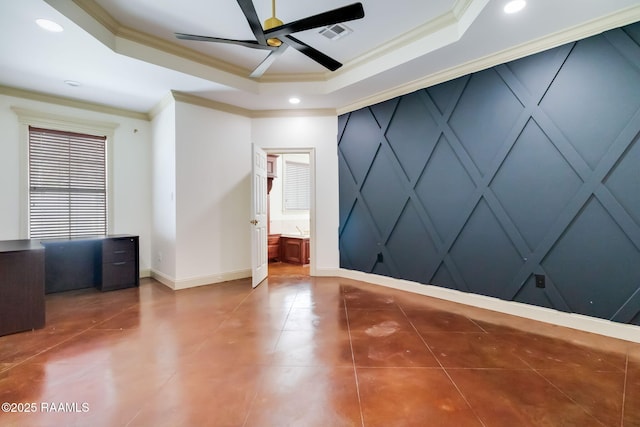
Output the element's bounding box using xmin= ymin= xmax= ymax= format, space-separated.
xmin=264 ymin=149 xmax=313 ymax=277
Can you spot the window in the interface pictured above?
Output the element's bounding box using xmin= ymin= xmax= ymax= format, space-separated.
xmin=28 ymin=126 xmax=107 ymax=239
xmin=283 ymin=160 xmax=310 ymax=210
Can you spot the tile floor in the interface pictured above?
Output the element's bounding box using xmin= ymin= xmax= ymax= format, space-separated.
xmin=0 ymin=262 xmax=639 ymax=426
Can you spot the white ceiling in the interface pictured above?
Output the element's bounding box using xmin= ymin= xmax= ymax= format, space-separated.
xmin=1 ymin=0 xmax=639 ymax=115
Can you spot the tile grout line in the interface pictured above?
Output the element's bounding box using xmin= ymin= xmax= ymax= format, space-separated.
xmin=241 ymin=280 xmax=299 ymax=427
xmin=2 ymin=294 xmax=141 ymax=372
xmin=343 ymin=290 xmax=365 ymax=427
xmin=467 ymin=317 xmax=490 ymax=334
xmin=397 ymin=304 xmax=488 ymax=427
xmin=521 ymin=356 xmax=609 ymax=427
xmin=124 ymin=367 xmax=181 ymax=427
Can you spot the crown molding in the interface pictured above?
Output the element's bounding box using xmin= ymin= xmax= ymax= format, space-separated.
xmin=11 ymin=106 xmax=119 ymax=133
xmin=72 ymin=0 xmax=119 ymax=34
xmin=169 ymin=91 xmax=336 ymax=118
xmin=337 ymin=4 xmax=640 ymax=115
xmin=339 ymin=0 xmax=475 ymax=76
xmin=171 ymin=91 xmax=252 ymax=117
xmin=250 ymin=108 xmax=337 ymax=118
xmin=0 ymin=85 xmax=149 ymax=121
xmin=148 ymin=92 xmax=176 ymax=120
xmin=116 ymin=27 xmax=249 ymax=78
xmin=255 ymin=72 xmax=329 ymax=84
xmin=73 ymin=0 xmax=251 ymax=78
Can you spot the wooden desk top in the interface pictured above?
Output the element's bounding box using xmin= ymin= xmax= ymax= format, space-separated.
xmin=0 ymin=240 xmax=44 ymax=253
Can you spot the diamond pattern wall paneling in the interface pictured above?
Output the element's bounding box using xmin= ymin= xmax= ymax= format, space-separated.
xmin=338 ymin=22 xmax=640 ymax=325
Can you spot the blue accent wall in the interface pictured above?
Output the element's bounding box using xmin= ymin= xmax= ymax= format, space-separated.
xmin=338 ymin=22 xmax=640 ymax=325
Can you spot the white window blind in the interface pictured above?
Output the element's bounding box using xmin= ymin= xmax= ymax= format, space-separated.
xmin=284 ymin=160 xmax=310 ymax=210
xmin=28 ymin=126 xmax=107 ymax=239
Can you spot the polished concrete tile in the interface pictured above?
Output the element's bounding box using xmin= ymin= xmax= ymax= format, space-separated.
xmin=346 ymin=308 xmax=414 ymax=334
xmin=357 ymin=367 xmax=483 ymax=426
xmin=405 ymin=308 xmax=485 ymax=333
xmin=244 ymin=366 xmax=361 ymax=427
xmin=350 ymin=331 xmax=439 ymax=368
xmin=0 ymin=263 xmax=637 ymax=426
xmin=282 ymin=306 xmax=348 ymax=332
xmin=448 ymin=368 xmax=607 ymax=426
xmin=130 ymin=364 xmax=264 ymax=427
xmin=535 ymin=367 xmax=625 ymax=425
xmin=271 ymin=329 xmax=353 ymax=367
xmin=421 ymin=332 xmax=530 ymax=369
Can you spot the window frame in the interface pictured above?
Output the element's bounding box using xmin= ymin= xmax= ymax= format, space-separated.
xmin=13 ymin=107 xmax=117 ymax=239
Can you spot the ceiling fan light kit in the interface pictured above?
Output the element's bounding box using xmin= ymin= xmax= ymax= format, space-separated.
xmin=175 ymin=0 xmax=365 ymax=78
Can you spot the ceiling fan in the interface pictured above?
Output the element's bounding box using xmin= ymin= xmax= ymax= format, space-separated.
xmin=175 ymin=0 xmax=365 ymax=78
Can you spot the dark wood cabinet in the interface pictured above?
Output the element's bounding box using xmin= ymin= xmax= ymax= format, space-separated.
xmin=100 ymin=236 xmax=139 ymax=291
xmin=266 ymin=155 xmax=279 ymax=234
xmin=42 ymin=235 xmax=139 ymax=293
xmin=0 ymin=235 xmax=138 ymax=336
xmin=280 ymin=236 xmax=310 ymax=265
xmin=268 ymin=234 xmax=281 ymax=261
xmin=0 ymin=241 xmax=45 ymax=336
xmin=44 ymin=240 xmax=100 ymax=293
xmin=266 ymin=154 xmax=278 ymax=178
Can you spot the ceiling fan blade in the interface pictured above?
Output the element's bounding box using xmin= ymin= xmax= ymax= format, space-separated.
xmin=236 ymin=0 xmax=267 ymax=45
xmin=175 ymin=33 xmax=275 ymax=50
xmin=265 ymin=3 xmax=364 ymax=39
xmin=284 ymin=35 xmax=342 ymax=71
xmin=249 ymin=44 xmax=290 ymax=78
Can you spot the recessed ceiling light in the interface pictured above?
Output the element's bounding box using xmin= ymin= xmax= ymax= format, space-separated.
xmin=504 ymin=0 xmax=526 ymax=14
xmin=289 ymin=97 xmax=301 ymax=105
xmin=64 ymin=80 xmax=81 ymax=87
xmin=36 ymin=19 xmax=64 ymax=32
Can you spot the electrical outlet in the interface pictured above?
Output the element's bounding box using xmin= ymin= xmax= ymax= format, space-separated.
xmin=535 ymin=274 xmax=545 ymax=288
xmin=377 ymin=252 xmax=383 ymax=262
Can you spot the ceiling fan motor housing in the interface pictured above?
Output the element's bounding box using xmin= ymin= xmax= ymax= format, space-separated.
xmin=264 ymin=16 xmax=283 ymax=46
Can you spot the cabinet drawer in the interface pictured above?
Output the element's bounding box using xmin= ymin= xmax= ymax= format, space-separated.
xmin=101 ymin=261 xmax=136 ymax=291
xmin=267 ymin=234 xmax=281 ymax=245
xmin=102 ymin=238 xmax=136 ymax=263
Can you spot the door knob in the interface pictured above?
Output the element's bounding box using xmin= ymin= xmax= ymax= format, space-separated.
xmin=250 ymin=219 xmax=259 ymax=225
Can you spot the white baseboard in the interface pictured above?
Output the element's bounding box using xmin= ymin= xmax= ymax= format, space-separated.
xmin=336 ymin=268 xmax=640 ymax=344
xmin=150 ymin=268 xmax=251 ymax=290
xmin=312 ymin=267 xmax=342 ymax=277
xmin=139 ymin=268 xmax=151 ymax=278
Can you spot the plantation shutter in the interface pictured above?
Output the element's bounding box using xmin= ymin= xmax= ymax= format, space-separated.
xmin=284 ymin=161 xmax=310 ymax=210
xmin=28 ymin=126 xmax=107 ymax=239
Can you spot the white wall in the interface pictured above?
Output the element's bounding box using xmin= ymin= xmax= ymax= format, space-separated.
xmin=150 ymin=99 xmax=177 ymax=279
xmin=0 ymin=93 xmax=340 ymax=286
xmin=173 ymin=101 xmax=252 ymax=285
xmin=0 ymin=94 xmax=152 ymax=273
xmin=157 ymin=105 xmax=339 ymax=285
xmin=0 ymin=97 xmax=21 ymax=238
xmin=252 ymin=115 xmax=340 ymax=274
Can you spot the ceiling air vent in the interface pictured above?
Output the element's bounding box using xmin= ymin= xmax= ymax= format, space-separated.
xmin=319 ymin=23 xmax=352 ymax=41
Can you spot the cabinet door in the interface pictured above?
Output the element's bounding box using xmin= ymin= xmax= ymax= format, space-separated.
xmin=45 ymin=240 xmax=99 ymax=293
xmin=282 ymin=238 xmax=303 ymax=264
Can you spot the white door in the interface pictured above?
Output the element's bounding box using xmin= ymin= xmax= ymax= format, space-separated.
xmin=250 ymin=144 xmax=268 ymax=288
